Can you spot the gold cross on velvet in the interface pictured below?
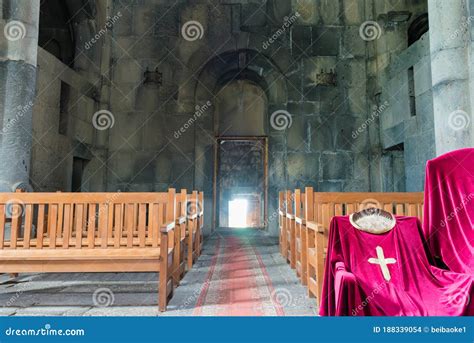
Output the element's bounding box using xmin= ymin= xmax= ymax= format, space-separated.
xmin=368 ymin=246 xmax=397 ymax=281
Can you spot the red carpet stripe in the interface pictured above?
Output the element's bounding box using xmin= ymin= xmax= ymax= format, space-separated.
xmin=193 ymin=233 xmax=285 ymax=316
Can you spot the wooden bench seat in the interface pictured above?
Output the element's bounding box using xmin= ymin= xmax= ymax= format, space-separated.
xmin=0 ymin=189 xmax=197 ymax=311
xmin=0 ymin=248 xmax=163 ymax=260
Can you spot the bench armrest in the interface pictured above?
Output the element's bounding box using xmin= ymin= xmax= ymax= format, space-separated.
xmin=160 ymin=221 xmax=175 ymax=233
xmin=307 ymin=221 xmax=324 ymax=233
xmin=295 ymin=216 xmax=305 ymax=225
xmin=176 ymin=216 xmax=187 ymax=225
xmin=187 ymin=213 xmax=198 ymax=220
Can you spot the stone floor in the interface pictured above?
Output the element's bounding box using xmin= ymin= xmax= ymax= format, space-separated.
xmin=0 ymin=229 xmax=317 ymax=316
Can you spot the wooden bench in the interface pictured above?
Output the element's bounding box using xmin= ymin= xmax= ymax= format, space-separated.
xmin=173 ymin=189 xmax=188 ymax=284
xmin=278 ymin=192 xmax=287 ymax=258
xmin=186 ymin=191 xmax=204 ymax=268
xmin=0 ymin=189 xmax=184 ymax=311
xmin=294 ymin=189 xmax=307 ymax=285
xmin=302 ymin=189 xmax=424 ymax=303
xmin=285 ymin=191 xmax=296 ymax=268
xmin=279 ymin=190 xmax=295 ymax=266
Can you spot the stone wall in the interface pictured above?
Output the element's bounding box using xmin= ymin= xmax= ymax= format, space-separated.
xmin=30 ymin=48 xmax=104 ymax=192
xmin=378 ymin=33 xmax=435 ymax=191
xmin=365 ymin=0 xmax=435 ymax=192
xmin=104 ymin=0 xmax=377 ymax=235
xmin=24 ymin=0 xmax=472 ymax=236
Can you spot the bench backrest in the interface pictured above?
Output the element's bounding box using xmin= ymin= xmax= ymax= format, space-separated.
xmin=175 ymin=190 xmax=188 ymax=220
xmin=0 ymin=190 xmax=177 ymax=250
xmin=311 ymin=190 xmax=424 ymax=245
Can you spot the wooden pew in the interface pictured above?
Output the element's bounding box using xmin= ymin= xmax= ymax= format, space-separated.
xmin=0 ymin=189 xmax=179 ymax=311
xmin=294 ymin=189 xmax=308 ymax=285
xmin=197 ymin=191 xmax=204 ymax=256
xmin=303 ymin=189 xmax=424 ymax=303
xmin=278 ymin=191 xmax=287 ymax=258
xmin=285 ymin=190 xmax=296 ymax=268
xmin=173 ymin=189 xmax=188 ymax=284
xmin=186 ymin=191 xmax=204 ymax=268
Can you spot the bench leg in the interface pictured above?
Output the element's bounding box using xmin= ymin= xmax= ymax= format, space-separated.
xmin=187 ymin=222 xmax=194 ymax=270
xmin=289 ymin=220 xmax=296 ymax=269
xmin=172 ymin=224 xmax=181 ymax=285
xmin=301 ymin=227 xmax=308 ymax=286
xmin=159 ymin=233 xmax=170 ymax=312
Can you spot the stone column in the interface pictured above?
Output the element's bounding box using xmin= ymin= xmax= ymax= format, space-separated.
xmin=0 ymin=0 xmax=40 ymax=192
xmin=428 ymin=0 xmax=473 ymax=155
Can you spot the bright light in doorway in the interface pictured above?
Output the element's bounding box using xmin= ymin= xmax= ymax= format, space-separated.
xmin=228 ymin=199 xmax=248 ymax=228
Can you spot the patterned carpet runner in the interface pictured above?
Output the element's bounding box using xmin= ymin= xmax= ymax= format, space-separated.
xmin=193 ymin=233 xmax=284 ymax=316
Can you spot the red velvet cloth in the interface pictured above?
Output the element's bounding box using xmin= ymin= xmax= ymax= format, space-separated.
xmin=320 ymin=216 xmax=473 ymax=316
xmin=423 ymin=148 xmax=474 ymax=274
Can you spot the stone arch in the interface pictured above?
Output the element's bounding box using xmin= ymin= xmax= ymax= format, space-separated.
xmin=215 ymin=79 xmax=268 ymax=137
xmin=190 ymin=48 xmax=289 ymax=232
xmin=39 ymin=0 xmax=99 ymax=68
xmin=193 ymin=49 xmax=288 ymax=107
xmin=408 ymin=13 xmax=429 ymax=46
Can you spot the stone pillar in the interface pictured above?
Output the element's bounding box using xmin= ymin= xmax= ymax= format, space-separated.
xmin=0 ymin=0 xmax=40 ymax=192
xmin=428 ymin=0 xmax=473 ymax=155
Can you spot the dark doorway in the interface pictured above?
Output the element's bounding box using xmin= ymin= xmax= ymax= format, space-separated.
xmin=71 ymin=157 xmax=89 ymax=192
xmin=215 ymin=137 xmax=267 ymax=229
